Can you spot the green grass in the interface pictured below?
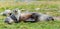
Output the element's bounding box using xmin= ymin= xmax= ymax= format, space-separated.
xmin=37 ymin=0 xmax=60 ymax=1
xmin=0 ymin=18 xmax=60 ymax=29
xmin=0 ymin=1 xmax=60 ymax=29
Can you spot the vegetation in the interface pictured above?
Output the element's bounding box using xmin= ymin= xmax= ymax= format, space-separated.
xmin=0 ymin=1 xmax=60 ymax=29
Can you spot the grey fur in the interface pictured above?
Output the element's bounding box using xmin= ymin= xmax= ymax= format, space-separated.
xmin=31 ymin=12 xmax=54 ymax=22
xmin=5 ymin=14 xmax=20 ymax=24
xmin=2 ymin=10 xmax=12 ymax=16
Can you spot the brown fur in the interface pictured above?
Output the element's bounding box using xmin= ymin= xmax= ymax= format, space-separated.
xmin=19 ymin=13 xmax=32 ymax=21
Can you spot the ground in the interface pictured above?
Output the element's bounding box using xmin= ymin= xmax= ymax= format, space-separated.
xmin=0 ymin=1 xmax=60 ymax=29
